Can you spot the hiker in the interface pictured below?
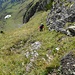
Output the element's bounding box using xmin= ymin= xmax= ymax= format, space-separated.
xmin=39 ymin=23 xmax=44 ymax=31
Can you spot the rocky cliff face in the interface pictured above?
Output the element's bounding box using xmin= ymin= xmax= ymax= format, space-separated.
xmin=60 ymin=52 xmax=75 ymax=75
xmin=23 ymin=0 xmax=52 ymax=23
xmin=47 ymin=0 xmax=75 ymax=35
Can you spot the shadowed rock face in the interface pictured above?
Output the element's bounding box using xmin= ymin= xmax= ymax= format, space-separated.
xmin=23 ymin=1 xmax=39 ymax=23
xmin=47 ymin=0 xmax=75 ymax=35
xmin=23 ymin=0 xmax=51 ymax=23
xmin=60 ymin=52 xmax=75 ymax=75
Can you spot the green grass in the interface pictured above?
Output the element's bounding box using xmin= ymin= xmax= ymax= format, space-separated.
xmin=0 ymin=0 xmax=75 ymax=74
xmin=0 ymin=10 xmax=75 ymax=75
xmin=0 ymin=0 xmax=35 ymax=31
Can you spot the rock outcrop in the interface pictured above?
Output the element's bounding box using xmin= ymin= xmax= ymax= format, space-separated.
xmin=47 ymin=0 xmax=75 ymax=36
xmin=23 ymin=0 xmax=39 ymax=23
xmin=23 ymin=0 xmax=51 ymax=23
xmin=67 ymin=26 xmax=75 ymax=36
xmin=60 ymin=52 xmax=75 ymax=75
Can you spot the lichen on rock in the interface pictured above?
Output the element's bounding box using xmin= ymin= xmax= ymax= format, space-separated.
xmin=47 ymin=0 xmax=75 ymax=36
xmin=60 ymin=52 xmax=75 ymax=75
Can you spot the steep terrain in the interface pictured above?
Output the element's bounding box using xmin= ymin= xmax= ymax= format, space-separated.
xmin=0 ymin=0 xmax=53 ymax=31
xmin=0 ymin=0 xmax=75 ymax=75
xmin=23 ymin=0 xmax=53 ymax=23
xmin=0 ymin=0 xmax=33 ymax=31
xmin=46 ymin=0 xmax=75 ymax=74
xmin=47 ymin=0 xmax=75 ymax=36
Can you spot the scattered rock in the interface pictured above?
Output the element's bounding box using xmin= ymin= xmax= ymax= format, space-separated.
xmin=67 ymin=26 xmax=75 ymax=36
xmin=42 ymin=57 xmax=46 ymax=61
xmin=55 ymin=47 xmax=60 ymax=51
xmin=26 ymin=62 xmax=33 ymax=72
xmin=25 ymin=41 xmax=41 ymax=72
xmin=25 ymin=52 xmax=30 ymax=58
xmin=31 ymin=41 xmax=41 ymax=50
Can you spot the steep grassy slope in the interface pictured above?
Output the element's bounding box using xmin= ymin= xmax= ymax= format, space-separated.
xmin=0 ymin=11 xmax=75 ymax=75
xmin=0 ymin=0 xmax=35 ymax=31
